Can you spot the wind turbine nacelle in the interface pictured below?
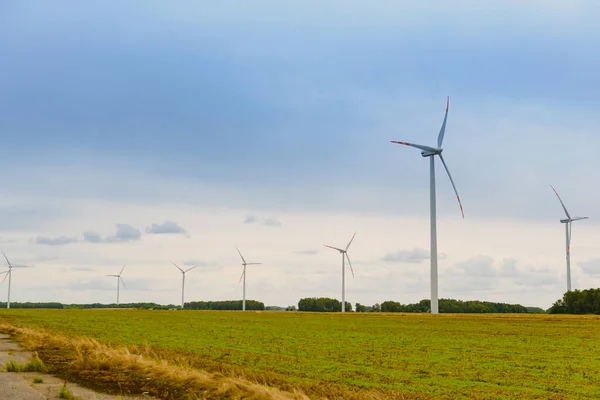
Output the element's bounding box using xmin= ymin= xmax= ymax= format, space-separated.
xmin=421 ymin=149 xmax=442 ymax=157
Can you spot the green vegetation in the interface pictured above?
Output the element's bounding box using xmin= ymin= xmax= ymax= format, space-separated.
xmin=4 ymin=353 xmax=47 ymax=372
xmin=374 ymin=298 xmax=530 ymax=313
xmin=298 ymin=297 xmax=353 ymax=311
xmin=0 ymin=310 xmax=599 ymax=399
xmin=58 ymin=382 xmax=74 ymax=399
xmin=549 ymin=288 xmax=600 ymax=314
xmin=184 ymin=300 xmax=265 ymax=310
xmin=33 ymin=376 xmax=44 ymax=383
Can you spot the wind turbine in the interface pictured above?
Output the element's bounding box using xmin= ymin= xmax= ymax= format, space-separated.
xmin=106 ymin=265 xmax=127 ymax=305
xmin=550 ymin=185 xmax=588 ymax=292
xmin=236 ymin=247 xmax=261 ymax=311
xmin=391 ymin=97 xmax=464 ymax=315
xmin=172 ymin=262 xmax=197 ymax=308
xmin=1 ymin=251 xmax=31 ymax=309
xmin=324 ymin=232 xmax=356 ymax=313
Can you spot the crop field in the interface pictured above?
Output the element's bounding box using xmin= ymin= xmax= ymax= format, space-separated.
xmin=0 ymin=310 xmax=599 ymax=399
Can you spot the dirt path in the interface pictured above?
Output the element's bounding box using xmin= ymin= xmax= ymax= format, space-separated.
xmin=0 ymin=333 xmax=155 ymax=400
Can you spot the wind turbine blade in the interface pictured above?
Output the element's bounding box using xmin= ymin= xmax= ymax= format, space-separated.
xmin=106 ymin=274 xmax=119 ymax=277
xmin=246 ymin=262 xmax=261 ymax=265
xmin=324 ymin=245 xmax=344 ymax=252
xmin=120 ymin=277 xmax=128 ymax=290
xmin=239 ymin=268 xmax=245 ymax=283
xmin=550 ymin=185 xmax=571 ymax=219
xmin=345 ymin=232 xmax=356 ymax=251
xmin=437 ymin=96 xmax=449 ymax=148
xmin=0 ymin=271 xmax=8 ymax=286
xmin=571 ymin=216 xmax=589 ymax=221
xmin=184 ymin=266 xmax=198 ymax=273
xmin=120 ymin=264 xmax=126 ymax=276
xmin=236 ymin=247 xmax=247 ymax=264
xmin=172 ymin=262 xmax=184 ymax=273
xmin=390 ymin=141 xmax=439 ymax=153
xmin=438 ymin=153 xmax=464 ymax=219
xmin=1 ymin=251 xmax=11 ymax=267
xmin=346 ymin=253 xmax=355 ymax=279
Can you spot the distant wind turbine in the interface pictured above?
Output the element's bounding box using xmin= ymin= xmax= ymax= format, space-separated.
xmin=106 ymin=265 xmax=127 ymax=305
xmin=172 ymin=262 xmax=198 ymax=308
xmin=391 ymin=97 xmax=464 ymax=315
xmin=550 ymin=185 xmax=588 ymax=292
xmin=236 ymin=247 xmax=261 ymax=311
xmin=324 ymin=232 xmax=356 ymax=313
xmin=1 ymin=251 xmax=31 ymax=309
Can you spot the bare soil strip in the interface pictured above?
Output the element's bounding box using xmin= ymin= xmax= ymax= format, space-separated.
xmin=0 ymin=332 xmax=153 ymax=400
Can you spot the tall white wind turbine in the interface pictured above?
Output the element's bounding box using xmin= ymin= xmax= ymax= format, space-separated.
xmin=172 ymin=262 xmax=198 ymax=308
xmin=324 ymin=232 xmax=356 ymax=313
xmin=236 ymin=247 xmax=261 ymax=311
xmin=550 ymin=185 xmax=588 ymax=292
xmin=1 ymin=251 xmax=31 ymax=309
xmin=106 ymin=265 xmax=127 ymax=305
xmin=391 ymin=97 xmax=464 ymax=315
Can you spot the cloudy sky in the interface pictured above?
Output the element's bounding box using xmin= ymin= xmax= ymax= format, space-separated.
xmin=1 ymin=1 xmax=600 ymax=309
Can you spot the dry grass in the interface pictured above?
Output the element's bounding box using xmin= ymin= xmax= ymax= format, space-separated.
xmin=0 ymin=323 xmax=410 ymax=400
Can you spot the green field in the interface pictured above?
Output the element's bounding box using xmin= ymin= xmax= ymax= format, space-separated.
xmin=0 ymin=310 xmax=599 ymax=399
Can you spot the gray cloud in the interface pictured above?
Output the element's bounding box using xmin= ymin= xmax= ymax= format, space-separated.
xmin=82 ymin=224 xmax=142 ymax=243
xmin=112 ymin=224 xmax=141 ymax=242
xmin=499 ymin=258 xmax=519 ymax=277
xmin=145 ymin=221 xmax=188 ymax=235
xmin=34 ymin=236 xmax=78 ymax=246
xmin=455 ymin=255 xmax=496 ymax=277
xmin=244 ymin=215 xmax=282 ymax=227
xmin=578 ymin=259 xmax=600 ymax=275
xmin=83 ymin=231 xmax=104 ymax=243
xmin=381 ymin=248 xmax=447 ymax=263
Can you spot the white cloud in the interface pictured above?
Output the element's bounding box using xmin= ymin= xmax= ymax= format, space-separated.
xmin=34 ymin=236 xmax=78 ymax=246
xmin=244 ymin=215 xmax=282 ymax=227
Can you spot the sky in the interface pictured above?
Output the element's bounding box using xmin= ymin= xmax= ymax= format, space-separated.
xmin=1 ymin=1 xmax=600 ymax=309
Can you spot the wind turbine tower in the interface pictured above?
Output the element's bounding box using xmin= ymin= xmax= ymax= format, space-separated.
xmin=107 ymin=265 xmax=127 ymax=305
xmin=324 ymin=232 xmax=356 ymax=313
xmin=1 ymin=251 xmax=31 ymax=309
xmin=550 ymin=185 xmax=588 ymax=292
xmin=236 ymin=248 xmax=261 ymax=311
xmin=391 ymin=97 xmax=464 ymax=314
xmin=172 ymin=262 xmax=198 ymax=308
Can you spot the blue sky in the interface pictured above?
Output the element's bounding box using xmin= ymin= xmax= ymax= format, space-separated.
xmin=1 ymin=1 xmax=600 ymax=307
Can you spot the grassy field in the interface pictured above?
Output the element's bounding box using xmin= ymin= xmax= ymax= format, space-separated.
xmin=0 ymin=310 xmax=598 ymax=399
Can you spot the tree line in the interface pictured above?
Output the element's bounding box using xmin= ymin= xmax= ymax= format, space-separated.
xmin=297 ymin=298 xmax=532 ymax=313
xmin=184 ymin=300 xmax=265 ymax=310
xmin=548 ymin=288 xmax=600 ymax=314
xmin=297 ymin=297 xmax=353 ymax=312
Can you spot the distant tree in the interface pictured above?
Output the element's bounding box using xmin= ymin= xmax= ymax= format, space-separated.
xmin=297 ymin=298 xmax=351 ymax=312
xmin=369 ymin=299 xmax=529 ymax=314
xmin=355 ymin=303 xmax=367 ymax=312
xmin=285 ymin=305 xmax=297 ymax=311
xmin=184 ymin=300 xmax=265 ymax=311
xmin=549 ymin=288 xmax=600 ymax=314
xmin=526 ymin=306 xmax=546 ymax=314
